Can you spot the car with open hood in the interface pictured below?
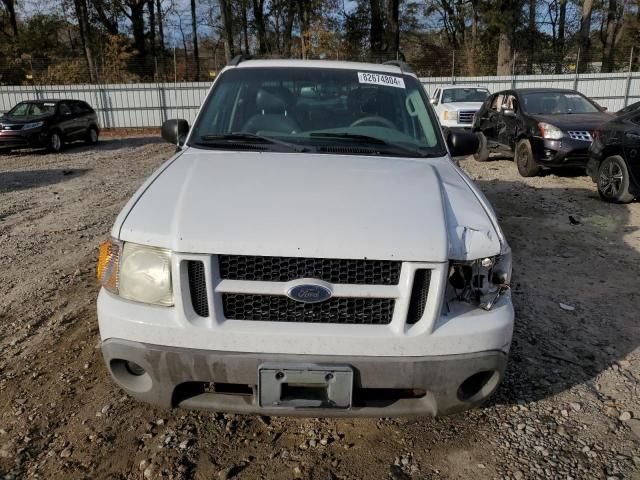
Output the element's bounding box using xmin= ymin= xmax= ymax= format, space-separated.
xmin=96 ymin=58 xmax=514 ymax=417
xmin=0 ymin=99 xmax=99 ymax=153
xmin=472 ymin=88 xmax=611 ymax=176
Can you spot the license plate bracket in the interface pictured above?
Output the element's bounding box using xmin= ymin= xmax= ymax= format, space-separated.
xmin=258 ymin=364 xmax=353 ymax=409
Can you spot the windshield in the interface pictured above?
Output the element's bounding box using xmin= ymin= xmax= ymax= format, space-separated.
xmin=7 ymin=102 xmax=56 ymax=117
xmin=441 ymin=88 xmax=489 ymax=103
xmin=189 ymin=67 xmax=445 ymax=157
xmin=521 ymin=92 xmax=599 ymax=114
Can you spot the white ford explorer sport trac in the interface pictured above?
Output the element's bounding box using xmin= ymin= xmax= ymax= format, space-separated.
xmin=97 ymin=58 xmax=514 ymax=417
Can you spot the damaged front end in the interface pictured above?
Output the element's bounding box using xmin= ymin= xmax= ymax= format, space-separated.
xmin=445 ymin=248 xmax=512 ymax=311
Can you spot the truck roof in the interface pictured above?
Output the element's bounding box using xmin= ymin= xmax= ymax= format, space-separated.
xmin=234 ymin=58 xmax=415 ymax=77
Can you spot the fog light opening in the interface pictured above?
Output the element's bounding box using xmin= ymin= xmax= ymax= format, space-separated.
xmin=125 ymin=361 xmax=146 ymax=376
xmin=110 ymin=358 xmax=152 ymax=393
xmin=457 ymin=370 xmax=498 ymax=402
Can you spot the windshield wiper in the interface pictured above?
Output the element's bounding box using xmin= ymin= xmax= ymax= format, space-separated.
xmin=197 ymin=132 xmax=306 ymax=152
xmin=309 ymin=132 xmax=436 ymax=157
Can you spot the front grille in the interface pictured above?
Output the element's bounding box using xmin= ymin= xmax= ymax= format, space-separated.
xmin=458 ymin=110 xmax=476 ymax=124
xmin=219 ymin=255 xmax=401 ymax=285
xmin=187 ymin=261 xmax=209 ymax=317
xmin=567 ymin=131 xmax=592 ymax=142
xmin=222 ymin=294 xmax=395 ymax=324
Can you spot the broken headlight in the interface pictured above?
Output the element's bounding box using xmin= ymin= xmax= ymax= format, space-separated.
xmin=447 ymin=249 xmax=512 ymax=310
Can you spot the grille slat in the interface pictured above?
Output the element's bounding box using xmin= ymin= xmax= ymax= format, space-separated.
xmin=457 ymin=110 xmax=476 ymax=124
xmin=219 ymin=255 xmax=401 ymax=285
xmin=567 ymin=131 xmax=592 ymax=142
xmin=187 ymin=261 xmax=209 ymax=317
xmin=406 ymin=269 xmax=431 ymax=324
xmin=223 ymin=294 xmax=395 ymax=324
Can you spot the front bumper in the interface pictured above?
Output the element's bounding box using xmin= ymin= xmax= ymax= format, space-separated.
xmin=0 ymin=129 xmax=48 ymax=149
xmin=101 ymin=338 xmax=508 ymax=417
xmin=530 ymin=136 xmax=591 ymax=167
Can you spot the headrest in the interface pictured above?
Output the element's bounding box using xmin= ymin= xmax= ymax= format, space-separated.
xmin=256 ymin=87 xmax=293 ymax=114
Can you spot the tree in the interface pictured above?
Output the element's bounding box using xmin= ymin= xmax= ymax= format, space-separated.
xmin=600 ymin=0 xmax=626 ymax=72
xmin=1 ymin=0 xmax=18 ymax=37
xmin=219 ymin=0 xmax=235 ymax=61
xmin=73 ymin=0 xmax=96 ymax=81
xmin=190 ymin=0 xmax=200 ymax=79
xmin=369 ymin=0 xmax=384 ymax=61
xmin=252 ymin=0 xmax=267 ymax=54
xmin=577 ymin=0 xmax=594 ymax=72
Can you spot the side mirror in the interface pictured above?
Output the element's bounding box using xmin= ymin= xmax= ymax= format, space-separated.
xmin=161 ymin=119 xmax=189 ymax=146
xmin=448 ymin=131 xmax=480 ymax=157
xmin=430 ymin=98 xmax=437 ymax=105
xmin=503 ymin=108 xmax=516 ymax=117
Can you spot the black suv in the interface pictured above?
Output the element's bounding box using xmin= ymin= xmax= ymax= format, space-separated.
xmin=472 ymin=88 xmax=611 ymax=176
xmin=0 ymin=99 xmax=99 ymax=153
xmin=587 ymin=107 xmax=640 ymax=203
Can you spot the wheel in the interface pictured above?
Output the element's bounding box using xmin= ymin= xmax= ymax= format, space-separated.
xmin=48 ymin=132 xmax=62 ymax=153
xmin=597 ymin=155 xmax=634 ymax=203
xmin=515 ymin=139 xmax=541 ymax=177
xmin=473 ymin=132 xmax=490 ymax=162
xmin=86 ymin=126 xmax=99 ymax=145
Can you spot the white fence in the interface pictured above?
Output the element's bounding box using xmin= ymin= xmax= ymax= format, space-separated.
xmin=0 ymin=71 xmax=638 ymax=129
xmin=420 ymin=72 xmax=640 ymax=112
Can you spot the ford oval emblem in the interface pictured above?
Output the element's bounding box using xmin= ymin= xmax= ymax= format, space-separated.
xmin=287 ymin=284 xmax=333 ymax=304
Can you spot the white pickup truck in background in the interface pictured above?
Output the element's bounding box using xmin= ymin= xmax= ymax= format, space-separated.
xmin=431 ymin=85 xmax=490 ymax=130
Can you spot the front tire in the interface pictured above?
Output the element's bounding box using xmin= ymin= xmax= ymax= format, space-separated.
xmin=473 ymin=132 xmax=490 ymax=162
xmin=48 ymin=132 xmax=62 ymax=153
xmin=86 ymin=126 xmax=99 ymax=145
xmin=597 ymin=155 xmax=634 ymax=203
xmin=515 ymin=139 xmax=541 ymax=177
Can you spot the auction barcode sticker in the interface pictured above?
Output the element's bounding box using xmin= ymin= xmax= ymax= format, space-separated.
xmin=357 ymin=72 xmax=405 ymax=89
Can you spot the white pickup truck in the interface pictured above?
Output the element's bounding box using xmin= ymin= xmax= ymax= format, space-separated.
xmin=97 ymin=59 xmax=513 ymax=417
xmin=431 ymin=85 xmax=490 ymax=130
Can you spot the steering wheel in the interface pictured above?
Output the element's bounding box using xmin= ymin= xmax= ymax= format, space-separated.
xmin=349 ymin=116 xmax=396 ymax=129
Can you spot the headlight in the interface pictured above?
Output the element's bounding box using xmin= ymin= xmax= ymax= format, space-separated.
xmin=442 ymin=110 xmax=458 ymax=121
xmin=97 ymin=239 xmax=173 ymax=306
xmin=538 ymin=122 xmax=563 ymax=140
xmin=22 ymin=121 xmax=44 ymax=130
xmin=447 ymin=249 xmax=512 ymax=310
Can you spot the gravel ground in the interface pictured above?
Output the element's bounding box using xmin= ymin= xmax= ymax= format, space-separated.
xmin=0 ymin=138 xmax=638 ymax=480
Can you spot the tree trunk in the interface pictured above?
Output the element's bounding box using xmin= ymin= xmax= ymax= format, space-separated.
xmin=601 ymin=0 xmax=623 ymax=73
xmin=156 ymin=0 xmax=166 ymax=77
xmin=149 ymin=0 xmax=156 ymax=64
xmin=470 ymin=0 xmax=479 ymax=74
xmin=577 ymin=0 xmax=594 ymax=73
xmin=190 ymin=0 xmax=200 ymax=80
xmin=527 ymin=0 xmax=535 ymax=73
xmin=555 ymin=0 xmax=566 ymax=74
xmin=1 ymin=0 xmax=18 ymax=37
xmin=496 ymin=32 xmax=512 ymax=75
xmin=126 ymin=1 xmax=147 ymax=74
xmin=73 ymin=0 xmax=96 ymax=82
xmin=219 ymin=0 xmax=235 ymax=62
xmin=252 ymin=0 xmax=268 ymax=54
xmin=282 ymin=0 xmax=296 ymax=57
xmin=369 ymin=0 xmax=384 ymax=61
xmin=387 ymin=0 xmax=400 ymax=58
xmin=241 ymin=0 xmax=250 ymax=54
xmin=94 ymin=0 xmax=120 ymax=35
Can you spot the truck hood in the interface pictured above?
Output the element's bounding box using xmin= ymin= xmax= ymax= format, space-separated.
xmin=530 ymin=112 xmax=612 ymax=131
xmin=115 ymin=149 xmax=502 ymax=262
xmin=442 ymin=102 xmax=484 ymax=111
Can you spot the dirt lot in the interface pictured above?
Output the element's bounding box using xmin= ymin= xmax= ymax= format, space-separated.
xmin=0 ymin=138 xmax=639 ymax=480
